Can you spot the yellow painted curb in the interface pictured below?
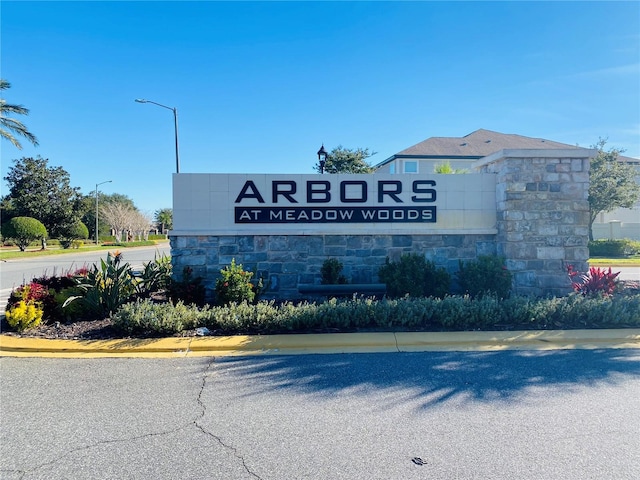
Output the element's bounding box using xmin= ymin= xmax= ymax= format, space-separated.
xmin=395 ymin=329 xmax=640 ymax=351
xmin=1 ymin=329 xmax=639 ymax=358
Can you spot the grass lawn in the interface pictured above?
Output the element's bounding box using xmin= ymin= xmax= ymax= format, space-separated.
xmin=0 ymin=241 xmax=167 ymax=260
xmin=589 ymin=257 xmax=640 ymax=267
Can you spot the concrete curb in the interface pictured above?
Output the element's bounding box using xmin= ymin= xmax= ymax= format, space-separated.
xmin=1 ymin=329 xmax=640 ymax=358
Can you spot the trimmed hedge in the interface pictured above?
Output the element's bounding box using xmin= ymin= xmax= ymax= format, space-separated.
xmin=589 ymin=239 xmax=640 ymax=257
xmin=111 ymin=293 xmax=640 ymax=336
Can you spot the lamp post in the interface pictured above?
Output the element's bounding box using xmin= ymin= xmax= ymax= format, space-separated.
xmin=317 ymin=144 xmax=328 ymax=174
xmin=95 ymin=180 xmax=112 ymax=246
xmin=135 ymin=98 xmax=180 ymax=173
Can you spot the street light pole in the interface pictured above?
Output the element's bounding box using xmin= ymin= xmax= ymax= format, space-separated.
xmin=135 ymin=98 xmax=180 ymax=173
xmin=95 ymin=180 xmax=112 ymax=246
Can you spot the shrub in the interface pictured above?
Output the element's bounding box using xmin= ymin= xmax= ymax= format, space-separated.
xmin=5 ymin=300 xmax=44 ymax=331
xmin=214 ymin=259 xmax=263 ymax=305
xmin=378 ymin=253 xmax=450 ymax=298
xmin=54 ymin=287 xmax=89 ymax=321
xmin=107 ymin=293 xmax=640 ymax=336
xmin=1 ymin=217 xmax=47 ymax=251
xmin=456 ymin=255 xmax=512 ymax=298
xmin=112 ymin=299 xmax=201 ymax=335
xmin=567 ymin=264 xmax=620 ymax=297
xmin=7 ymin=282 xmax=57 ymax=321
xmin=168 ymin=266 xmax=206 ymax=307
xmin=136 ymin=253 xmax=172 ymax=298
xmin=321 ymin=258 xmax=348 ymax=284
xmin=59 ymin=221 xmax=89 ymax=249
xmin=588 ymin=239 xmax=640 ymax=257
xmin=64 ymin=251 xmax=137 ymax=317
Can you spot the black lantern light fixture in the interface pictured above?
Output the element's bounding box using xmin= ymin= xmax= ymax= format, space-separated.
xmin=317 ymin=144 xmax=328 ymax=174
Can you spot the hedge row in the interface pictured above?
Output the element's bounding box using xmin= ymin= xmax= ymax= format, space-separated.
xmin=112 ymin=293 xmax=640 ymax=336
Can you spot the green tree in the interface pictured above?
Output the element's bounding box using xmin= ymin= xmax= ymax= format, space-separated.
xmin=154 ymin=208 xmax=173 ymax=233
xmin=0 ymin=79 xmax=39 ymax=149
xmin=58 ymin=220 xmax=89 ymax=248
xmin=434 ymin=161 xmax=468 ymax=174
xmin=80 ymin=192 xmax=136 ymax=241
xmin=588 ymin=139 xmax=640 ymax=240
xmin=3 ymin=156 xmax=84 ymax=238
xmin=314 ymin=146 xmax=376 ymax=174
xmin=1 ymin=216 xmax=47 ymax=251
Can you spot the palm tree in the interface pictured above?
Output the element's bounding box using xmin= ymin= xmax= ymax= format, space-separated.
xmin=1 ymin=79 xmax=39 ymax=149
xmin=154 ymin=208 xmax=173 ymax=234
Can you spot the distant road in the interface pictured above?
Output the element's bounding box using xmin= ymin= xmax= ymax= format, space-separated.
xmin=0 ymin=243 xmax=170 ymax=313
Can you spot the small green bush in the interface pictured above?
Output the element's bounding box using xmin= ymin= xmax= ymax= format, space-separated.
xmin=112 ymin=299 xmax=201 ymax=335
xmin=589 ymin=239 xmax=640 ymax=257
xmin=214 ymin=259 xmax=263 ymax=305
xmin=378 ymin=253 xmax=450 ymax=298
xmin=59 ymin=221 xmax=89 ymax=249
xmin=456 ymin=255 xmax=512 ymax=298
xmin=321 ymin=258 xmax=348 ymax=284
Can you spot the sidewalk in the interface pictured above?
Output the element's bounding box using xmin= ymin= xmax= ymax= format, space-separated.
xmin=2 ymin=329 xmax=639 ymax=358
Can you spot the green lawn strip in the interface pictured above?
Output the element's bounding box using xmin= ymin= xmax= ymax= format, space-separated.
xmin=589 ymin=258 xmax=640 ymax=267
xmin=0 ymin=241 xmax=166 ymax=260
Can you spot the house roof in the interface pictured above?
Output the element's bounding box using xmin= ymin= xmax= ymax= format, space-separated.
xmin=399 ymin=129 xmax=577 ymax=157
xmin=375 ymin=129 xmax=639 ymax=167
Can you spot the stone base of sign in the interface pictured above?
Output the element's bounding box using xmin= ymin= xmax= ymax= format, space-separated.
xmin=170 ymin=148 xmax=594 ymax=301
xmin=170 ymin=233 xmax=496 ymax=301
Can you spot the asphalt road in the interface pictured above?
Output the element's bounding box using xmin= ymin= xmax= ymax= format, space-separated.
xmin=1 ymin=350 xmax=639 ymax=479
xmin=0 ymin=244 xmax=171 ymax=312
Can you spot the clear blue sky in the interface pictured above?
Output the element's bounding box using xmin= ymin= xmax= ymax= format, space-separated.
xmin=2 ymin=1 xmax=639 ymax=214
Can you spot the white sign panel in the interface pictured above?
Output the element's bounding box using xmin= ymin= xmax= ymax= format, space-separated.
xmin=172 ymin=173 xmax=497 ymax=235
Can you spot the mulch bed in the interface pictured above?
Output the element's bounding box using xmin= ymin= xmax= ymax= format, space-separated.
xmin=0 ymin=316 xmax=202 ymax=340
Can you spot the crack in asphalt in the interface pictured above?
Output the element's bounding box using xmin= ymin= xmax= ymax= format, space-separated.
xmin=194 ymin=357 xmax=263 ymax=480
xmin=0 ymin=468 xmax=27 ymax=479
xmin=12 ymin=425 xmax=189 ymax=477
xmin=8 ymin=359 xmax=244 ymax=478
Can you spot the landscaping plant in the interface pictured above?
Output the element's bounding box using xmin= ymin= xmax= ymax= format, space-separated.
xmin=136 ymin=253 xmax=172 ymax=298
xmin=64 ymin=250 xmax=137 ymax=317
xmin=168 ymin=266 xmax=206 ymax=307
xmin=566 ymin=264 xmax=620 ymax=297
xmin=214 ymin=259 xmax=263 ymax=305
xmin=456 ymin=255 xmax=512 ymax=298
xmin=110 ymin=291 xmax=640 ymax=337
xmin=378 ymin=253 xmax=450 ymax=298
xmin=321 ymin=258 xmax=348 ymax=284
xmin=5 ymin=300 xmax=44 ymax=332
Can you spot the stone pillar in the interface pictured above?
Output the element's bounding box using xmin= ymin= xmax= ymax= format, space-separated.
xmin=474 ymin=149 xmax=594 ymax=296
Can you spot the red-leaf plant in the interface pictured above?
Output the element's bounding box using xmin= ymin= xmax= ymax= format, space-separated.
xmin=566 ymin=264 xmax=620 ymax=296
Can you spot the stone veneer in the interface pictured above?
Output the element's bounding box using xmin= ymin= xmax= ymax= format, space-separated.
xmin=170 ymin=148 xmax=594 ymax=300
xmin=474 ymin=149 xmax=592 ymax=296
xmin=170 ymin=233 xmax=496 ymax=300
